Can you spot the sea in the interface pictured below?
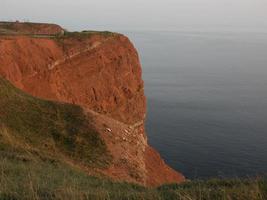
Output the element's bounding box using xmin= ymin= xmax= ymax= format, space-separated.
xmin=125 ymin=30 xmax=267 ymax=179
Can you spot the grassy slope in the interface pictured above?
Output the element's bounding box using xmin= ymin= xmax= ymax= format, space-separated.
xmin=0 ymin=77 xmax=267 ymax=199
xmin=1 ymin=151 xmax=266 ymax=200
xmin=0 ymin=77 xmax=111 ymax=168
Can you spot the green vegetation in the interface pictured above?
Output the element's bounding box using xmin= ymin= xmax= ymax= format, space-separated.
xmin=65 ymin=30 xmax=115 ymax=37
xmin=0 ymin=21 xmax=119 ymax=49
xmin=0 ymin=22 xmax=17 ymax=34
xmin=0 ymin=77 xmax=266 ymax=199
xmin=0 ymin=22 xmax=15 ymax=30
xmin=0 ymin=151 xmax=150 ymax=200
xmin=0 ymin=77 xmax=111 ymax=168
xmin=53 ymin=30 xmax=116 ymax=44
xmin=53 ymin=30 xmax=118 ymax=53
xmin=0 ymin=22 xmax=43 ymax=35
xmin=0 ymin=153 xmax=266 ymax=200
xmin=0 ymin=21 xmax=116 ymax=38
xmin=158 ymin=179 xmax=267 ymax=200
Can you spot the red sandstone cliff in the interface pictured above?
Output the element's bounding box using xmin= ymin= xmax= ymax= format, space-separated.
xmin=0 ymin=22 xmax=185 ymax=186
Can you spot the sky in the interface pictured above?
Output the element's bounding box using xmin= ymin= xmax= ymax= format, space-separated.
xmin=1 ymin=0 xmax=267 ymax=32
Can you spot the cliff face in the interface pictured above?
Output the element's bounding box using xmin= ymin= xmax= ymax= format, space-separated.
xmin=0 ymin=34 xmax=145 ymax=125
xmin=0 ymin=23 xmax=184 ymax=186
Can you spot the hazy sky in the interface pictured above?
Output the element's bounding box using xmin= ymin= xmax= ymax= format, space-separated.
xmin=1 ymin=0 xmax=267 ymax=32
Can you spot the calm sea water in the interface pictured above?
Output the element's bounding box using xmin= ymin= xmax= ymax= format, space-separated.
xmin=125 ymin=31 xmax=267 ymax=179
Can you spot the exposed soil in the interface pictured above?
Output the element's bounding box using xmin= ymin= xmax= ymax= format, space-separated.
xmin=0 ymin=24 xmax=185 ymax=186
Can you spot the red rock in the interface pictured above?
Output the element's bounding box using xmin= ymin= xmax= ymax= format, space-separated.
xmin=0 ymin=23 xmax=185 ymax=186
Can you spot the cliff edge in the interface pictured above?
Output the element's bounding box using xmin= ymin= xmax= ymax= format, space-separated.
xmin=0 ymin=22 xmax=185 ymax=186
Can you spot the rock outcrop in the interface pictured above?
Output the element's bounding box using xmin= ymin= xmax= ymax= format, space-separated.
xmin=0 ymin=22 xmax=185 ymax=186
xmin=0 ymin=21 xmax=63 ymax=35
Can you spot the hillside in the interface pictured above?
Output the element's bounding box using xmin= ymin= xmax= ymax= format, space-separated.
xmin=0 ymin=21 xmax=184 ymax=186
xmin=0 ymin=77 xmax=266 ymax=199
xmin=0 ymin=76 xmax=111 ymax=167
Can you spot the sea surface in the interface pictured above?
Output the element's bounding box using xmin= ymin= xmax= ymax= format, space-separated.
xmin=125 ymin=31 xmax=267 ymax=179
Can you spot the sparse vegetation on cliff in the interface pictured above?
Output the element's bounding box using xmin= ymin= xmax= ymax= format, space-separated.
xmin=0 ymin=77 xmax=111 ymax=169
xmin=63 ymin=30 xmax=115 ymax=38
xmin=53 ymin=30 xmax=116 ymax=51
xmin=0 ymin=21 xmax=63 ymax=35
xmin=0 ymin=21 xmax=116 ymax=39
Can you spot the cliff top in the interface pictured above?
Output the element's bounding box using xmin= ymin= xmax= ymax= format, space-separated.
xmin=0 ymin=21 xmax=64 ymax=35
xmin=0 ymin=21 xmax=118 ymax=38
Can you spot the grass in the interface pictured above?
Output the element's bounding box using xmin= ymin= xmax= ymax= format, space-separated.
xmin=52 ymin=30 xmax=118 ymax=55
xmin=64 ymin=30 xmax=115 ymax=37
xmin=53 ymin=30 xmax=116 ymax=47
xmin=158 ymin=179 xmax=267 ymax=200
xmin=0 ymin=22 xmax=38 ymax=35
xmin=0 ymin=77 xmax=111 ymax=168
xmin=0 ymin=151 xmax=266 ymax=200
xmin=0 ymin=21 xmax=116 ymax=39
xmin=0 ymin=150 xmax=150 ymax=200
xmin=0 ymin=22 xmax=14 ymax=31
xmin=0 ymin=76 xmax=267 ymax=199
